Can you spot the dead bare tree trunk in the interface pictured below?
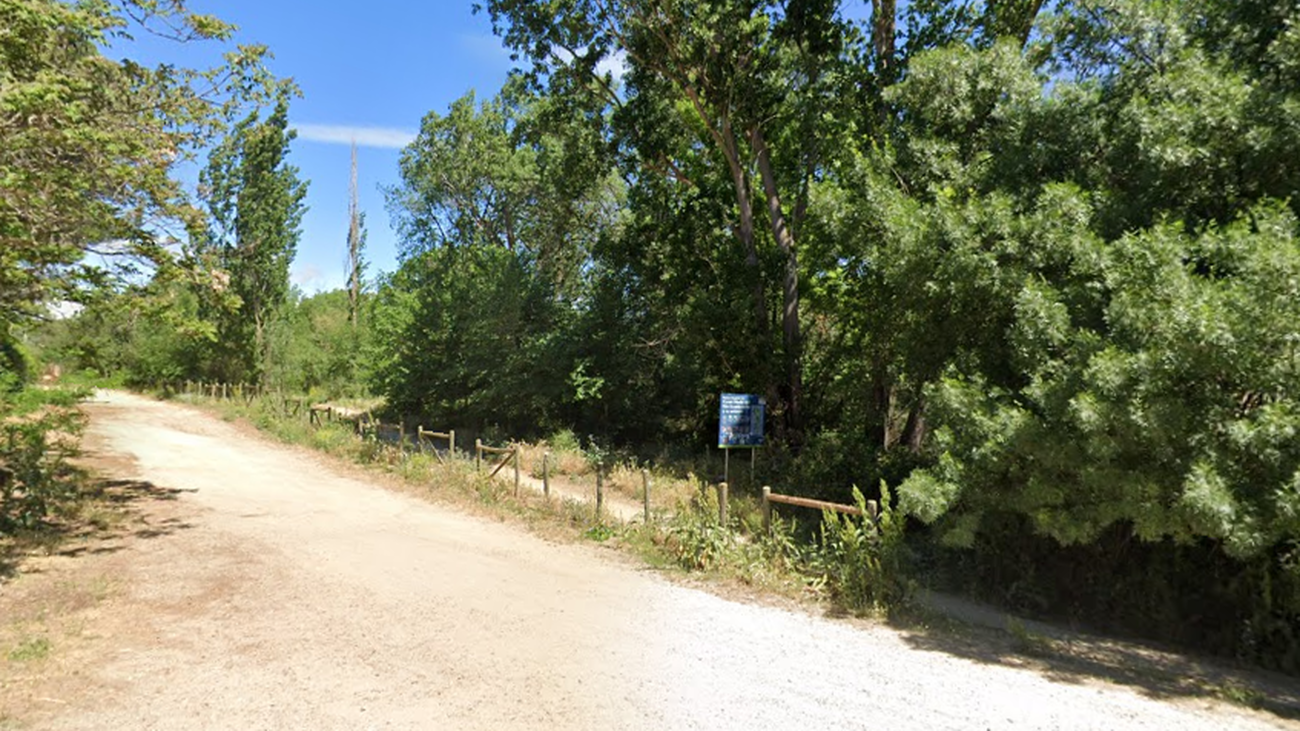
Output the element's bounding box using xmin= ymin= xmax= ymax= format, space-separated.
xmin=347 ymin=141 xmax=362 ymax=328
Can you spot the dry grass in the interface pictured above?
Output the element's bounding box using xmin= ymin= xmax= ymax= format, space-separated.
xmin=516 ymin=440 xmax=590 ymax=478
xmin=604 ymin=462 xmax=700 ymax=510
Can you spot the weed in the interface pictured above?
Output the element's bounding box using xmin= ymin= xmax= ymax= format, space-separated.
xmin=1213 ymin=681 xmax=1264 ymax=707
xmin=663 ymin=489 xmax=736 ymax=571
xmin=584 ymin=523 xmax=615 ymax=542
xmin=0 ymin=387 xmax=89 ymax=532
xmin=1006 ymin=618 xmax=1056 ymax=658
xmin=559 ymin=497 xmax=594 ymax=527
xmin=805 ymin=483 xmax=913 ymax=616
xmin=396 ymin=453 xmax=438 ymax=482
xmin=519 ymin=434 xmax=589 ymax=478
xmin=7 ymin=636 xmax=50 ymax=662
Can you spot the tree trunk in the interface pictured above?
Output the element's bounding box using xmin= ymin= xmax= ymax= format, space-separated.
xmin=993 ymin=0 xmax=1045 ymax=49
xmin=902 ymin=398 xmax=927 ymax=453
xmin=751 ymin=126 xmax=803 ymax=446
xmin=873 ymin=0 xmax=897 ymax=83
xmin=718 ymin=116 xmax=767 ymax=341
xmin=878 ymin=381 xmax=895 ymax=449
xmin=253 ymin=308 xmax=265 ymax=385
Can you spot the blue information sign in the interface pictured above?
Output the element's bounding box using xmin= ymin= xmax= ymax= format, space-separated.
xmin=718 ymin=393 xmax=765 ymax=448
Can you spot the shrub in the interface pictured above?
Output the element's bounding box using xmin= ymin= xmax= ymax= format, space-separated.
xmin=0 ymin=387 xmax=88 ymax=531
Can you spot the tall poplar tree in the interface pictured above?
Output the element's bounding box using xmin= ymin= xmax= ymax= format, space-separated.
xmin=199 ymin=92 xmax=308 ymax=383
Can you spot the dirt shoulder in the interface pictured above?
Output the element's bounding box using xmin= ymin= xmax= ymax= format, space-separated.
xmin=0 ymin=391 xmax=1295 ymax=730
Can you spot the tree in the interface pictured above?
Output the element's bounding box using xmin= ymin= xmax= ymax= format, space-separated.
xmin=198 ymin=93 xmax=308 ymax=384
xmin=0 ymin=0 xmax=277 ymax=332
xmin=378 ymin=83 xmax=621 ymax=431
xmin=478 ymin=0 xmax=870 ymax=445
xmin=264 ymin=289 xmax=370 ymax=397
xmin=369 ymin=245 xmax=568 ymax=434
xmin=388 ymin=89 xmax=537 ymax=253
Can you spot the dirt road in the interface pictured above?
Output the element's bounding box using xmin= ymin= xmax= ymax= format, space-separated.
xmin=1 ymin=391 xmax=1294 ymax=730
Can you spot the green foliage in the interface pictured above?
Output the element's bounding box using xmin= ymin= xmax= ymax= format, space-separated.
xmin=899 ymin=205 xmax=1300 ymax=559
xmin=0 ymin=385 xmax=88 ymax=532
xmin=7 ymin=636 xmax=51 ymax=662
xmin=809 ymin=484 xmax=912 ymax=614
xmin=198 ymin=93 xmax=308 ymax=384
xmin=264 ymin=289 xmax=370 ymax=397
xmin=664 ymin=488 xmax=737 ymax=571
xmin=0 ymin=0 xmax=278 ymax=323
xmin=375 ymin=83 xmax=623 ymax=434
xmin=369 ymin=244 xmax=567 ymax=434
xmin=0 ymin=324 xmax=30 ymax=386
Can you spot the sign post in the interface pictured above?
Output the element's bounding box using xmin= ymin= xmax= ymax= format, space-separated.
xmin=717 ymin=393 xmax=765 ymax=484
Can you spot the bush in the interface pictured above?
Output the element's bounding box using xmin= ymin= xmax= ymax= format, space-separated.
xmin=0 ymin=387 xmax=88 ymax=531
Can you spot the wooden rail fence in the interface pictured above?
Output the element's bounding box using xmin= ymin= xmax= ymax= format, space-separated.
xmin=417 ymin=427 xmax=455 ymax=463
xmin=174 ymin=380 xmax=884 ymax=532
xmin=760 ymin=486 xmax=879 ymax=533
xmin=475 ymin=439 xmax=521 ymax=495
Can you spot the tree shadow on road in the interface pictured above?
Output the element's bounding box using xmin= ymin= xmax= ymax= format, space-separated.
xmin=0 ymin=478 xmax=196 ymax=582
xmin=889 ymin=602 xmax=1300 ymax=723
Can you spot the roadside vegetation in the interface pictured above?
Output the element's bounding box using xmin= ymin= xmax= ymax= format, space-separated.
xmin=6 ymin=0 xmax=1300 ymax=675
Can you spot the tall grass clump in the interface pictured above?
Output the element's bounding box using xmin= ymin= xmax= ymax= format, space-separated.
xmin=808 ymin=483 xmax=913 ymax=615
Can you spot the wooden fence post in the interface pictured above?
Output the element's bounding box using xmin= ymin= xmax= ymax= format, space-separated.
xmin=513 ymin=447 xmax=521 ymax=497
xmin=449 ymin=429 xmax=456 ymax=458
xmin=475 ymin=439 xmax=482 ymax=472
xmin=762 ymin=486 xmax=772 ymax=534
xmin=642 ymin=469 xmax=651 ymax=524
xmin=596 ymin=468 xmax=604 ymax=519
xmin=867 ymin=500 xmax=880 ymax=524
xmin=543 ymin=451 xmax=550 ymax=498
xmin=718 ymin=482 xmax=729 ymax=526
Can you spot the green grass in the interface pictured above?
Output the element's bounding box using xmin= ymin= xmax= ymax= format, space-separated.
xmin=1212 ymin=681 xmax=1265 ymax=708
xmin=7 ymin=636 xmax=50 ymax=662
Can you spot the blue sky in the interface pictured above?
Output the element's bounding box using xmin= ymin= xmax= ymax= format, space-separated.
xmin=129 ymin=1 xmax=518 ymax=293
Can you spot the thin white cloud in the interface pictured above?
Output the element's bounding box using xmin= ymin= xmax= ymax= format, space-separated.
xmin=292 ymin=263 xmax=324 ymax=287
xmin=292 ymin=264 xmax=347 ymax=294
xmin=460 ymin=33 xmax=514 ymax=66
xmin=293 ymin=123 xmax=416 ymax=150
